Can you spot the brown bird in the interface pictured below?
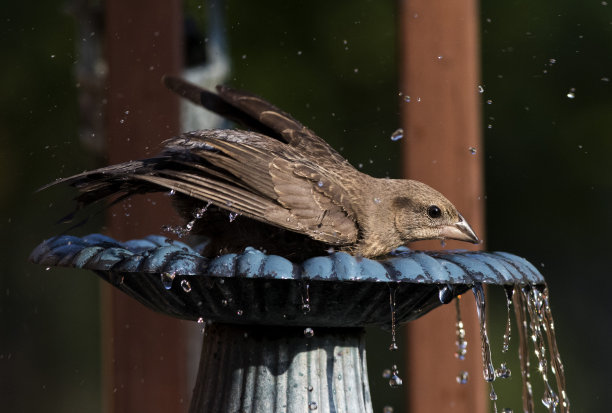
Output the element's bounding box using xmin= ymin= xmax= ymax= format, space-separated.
xmin=44 ymin=76 xmax=479 ymax=259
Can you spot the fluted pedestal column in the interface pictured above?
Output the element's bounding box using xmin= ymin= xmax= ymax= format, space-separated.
xmin=189 ymin=324 xmax=373 ymax=413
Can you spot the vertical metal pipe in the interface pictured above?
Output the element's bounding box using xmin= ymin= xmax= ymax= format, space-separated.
xmin=104 ymin=1 xmax=187 ymax=412
xmin=398 ymin=1 xmax=486 ymax=412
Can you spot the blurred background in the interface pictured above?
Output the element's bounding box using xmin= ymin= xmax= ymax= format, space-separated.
xmin=1 ymin=0 xmax=610 ymax=412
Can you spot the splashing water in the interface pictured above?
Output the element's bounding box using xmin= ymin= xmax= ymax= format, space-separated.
xmin=502 ymin=286 xmax=514 ymax=353
xmin=388 ymin=364 xmax=403 ymax=388
xmin=162 ymin=201 xmax=213 ymax=238
xmin=520 ymin=285 xmax=569 ymax=412
xmin=160 ymin=272 xmax=176 ymax=290
xmin=301 ymin=282 xmax=311 ymax=314
xmin=472 ymin=284 xmax=496 ymax=382
xmin=388 ymin=286 xmax=399 ymax=351
xmin=513 ymin=285 xmax=535 ymax=412
xmin=390 ymin=128 xmax=404 ymax=141
xmin=454 ymin=296 xmax=467 ymax=360
xmin=473 ymin=284 xmax=500 ymax=412
xmin=456 ymin=371 xmax=469 ymax=384
xmin=180 ymin=279 xmax=192 ymax=293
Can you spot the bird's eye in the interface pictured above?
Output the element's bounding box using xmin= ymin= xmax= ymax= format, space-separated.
xmin=427 ymin=205 xmax=442 ymax=218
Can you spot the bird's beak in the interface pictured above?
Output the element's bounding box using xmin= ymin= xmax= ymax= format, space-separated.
xmin=439 ymin=214 xmax=480 ymax=244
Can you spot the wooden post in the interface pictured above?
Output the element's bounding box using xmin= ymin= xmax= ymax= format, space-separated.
xmin=104 ymin=2 xmax=190 ymax=412
xmin=398 ymin=1 xmax=487 ymax=412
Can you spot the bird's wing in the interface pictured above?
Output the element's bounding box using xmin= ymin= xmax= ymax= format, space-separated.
xmin=166 ymin=131 xmax=360 ymax=244
xmin=46 ymin=129 xmax=359 ymax=245
xmin=163 ymin=76 xmax=349 ymax=166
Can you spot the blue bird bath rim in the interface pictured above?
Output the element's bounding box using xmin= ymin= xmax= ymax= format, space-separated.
xmin=30 ymin=234 xmax=545 ymax=328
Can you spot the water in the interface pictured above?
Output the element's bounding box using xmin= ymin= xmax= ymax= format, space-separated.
xmin=502 ymin=286 xmax=514 ymax=353
xmin=454 ymin=296 xmax=467 ymax=360
xmin=390 ymin=128 xmax=404 ymax=141
xmin=388 ymin=365 xmax=403 ymax=388
xmin=160 ymin=272 xmax=176 ymax=290
xmin=456 ymin=371 xmax=469 ymax=384
xmin=472 ymin=284 xmax=496 ymax=382
xmin=388 ymin=286 xmax=399 ymax=351
xmin=301 ymin=282 xmax=311 ymax=314
xmin=466 ymin=283 xmax=570 ymax=413
xmin=513 ymin=285 xmax=535 ymax=413
xmin=180 ymin=279 xmax=192 ymax=293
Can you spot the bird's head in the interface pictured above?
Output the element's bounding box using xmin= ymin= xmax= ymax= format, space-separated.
xmin=390 ymin=180 xmax=479 ymax=245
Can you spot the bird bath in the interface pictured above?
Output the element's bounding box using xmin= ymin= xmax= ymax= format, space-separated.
xmin=30 ymin=234 xmax=569 ymax=412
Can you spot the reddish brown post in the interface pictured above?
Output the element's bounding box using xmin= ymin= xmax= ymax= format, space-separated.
xmin=399 ymin=1 xmax=486 ymax=412
xmin=104 ymin=1 xmax=189 ymax=412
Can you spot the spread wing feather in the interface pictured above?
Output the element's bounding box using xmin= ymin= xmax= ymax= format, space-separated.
xmin=47 ymin=128 xmax=360 ymax=245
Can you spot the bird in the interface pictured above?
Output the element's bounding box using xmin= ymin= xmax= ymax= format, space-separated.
xmin=42 ymin=76 xmax=479 ymax=259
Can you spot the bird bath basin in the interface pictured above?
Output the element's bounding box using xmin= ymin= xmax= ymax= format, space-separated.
xmin=30 ymin=234 xmax=568 ymax=412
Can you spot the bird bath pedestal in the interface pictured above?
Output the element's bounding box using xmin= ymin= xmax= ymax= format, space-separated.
xmin=31 ymin=234 xmax=557 ymax=412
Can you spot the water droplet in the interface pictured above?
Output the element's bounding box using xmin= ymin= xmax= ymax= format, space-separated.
xmin=456 ymin=371 xmax=469 ymax=384
xmin=437 ymin=55 xmax=443 ymax=60
xmin=229 ymin=212 xmax=239 ymax=222
xmin=388 ymin=287 xmax=399 ymax=351
xmin=489 ymin=384 xmax=498 ymax=401
xmin=601 ymin=77 xmax=610 ymax=82
xmin=236 ymin=309 xmax=243 ymax=316
xmin=501 ymin=409 xmax=513 ymax=413
xmin=168 ymin=189 xmax=176 ymax=196
xmin=454 ymin=297 xmax=468 ymax=360
xmin=486 ymin=99 xmax=493 ymax=104
xmin=438 ymin=284 xmax=454 ymax=304
xmin=308 ymin=401 xmax=318 ymax=410
xmin=301 ymin=282 xmax=311 ymax=314
xmin=180 ymin=279 xmax=192 ymax=293
xmin=304 ymin=327 xmax=314 ymax=338
xmin=566 ymin=88 xmax=576 ymax=99
xmin=496 ymin=362 xmax=512 ymax=379
xmin=383 ymin=406 xmax=394 ymax=413
xmin=469 ymin=146 xmax=477 ymax=155
xmin=307 ymin=385 xmax=313 ymax=392
xmin=374 ymin=197 xmax=381 ymax=204
xmin=549 ymin=58 xmax=557 ymax=65
xmin=193 ymin=202 xmax=211 ymax=218
xmin=45 ymin=267 xmax=51 ymax=271
xmin=502 ymin=286 xmax=514 ymax=353
xmin=390 ymin=128 xmax=404 ymax=141
xmin=221 ymin=298 xmax=229 ymax=307
xmin=403 ymin=95 xmax=411 ymax=103
xmin=472 ymin=284 xmax=496 ymax=382
xmin=317 ymin=180 xmax=324 ymax=187
xmin=478 ymin=85 xmax=485 ymax=93
xmin=161 ymin=272 xmax=175 ymax=290
xmin=388 ymin=365 xmax=403 ymax=388
xmin=382 ymin=369 xmax=392 ymax=379
xmin=197 ymin=317 xmax=204 ymax=324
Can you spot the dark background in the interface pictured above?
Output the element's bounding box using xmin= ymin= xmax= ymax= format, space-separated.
xmin=1 ymin=1 xmax=610 ymax=412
